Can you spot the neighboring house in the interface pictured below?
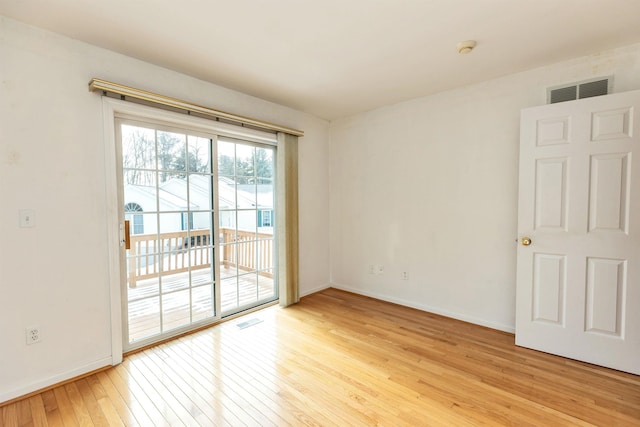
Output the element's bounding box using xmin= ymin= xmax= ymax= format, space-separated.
xmin=124 ymin=175 xmax=274 ymax=235
xmin=123 ymin=184 xmax=191 ymax=235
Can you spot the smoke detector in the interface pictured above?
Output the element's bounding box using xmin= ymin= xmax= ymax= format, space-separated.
xmin=457 ymin=40 xmax=477 ymax=54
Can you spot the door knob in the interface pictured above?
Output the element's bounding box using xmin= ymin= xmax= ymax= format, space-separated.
xmin=521 ymin=237 xmax=532 ymax=246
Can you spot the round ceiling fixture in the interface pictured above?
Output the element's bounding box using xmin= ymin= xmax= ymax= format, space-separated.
xmin=457 ymin=40 xmax=477 ymax=54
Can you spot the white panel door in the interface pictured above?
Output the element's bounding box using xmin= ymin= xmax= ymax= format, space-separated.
xmin=516 ymin=90 xmax=640 ymax=374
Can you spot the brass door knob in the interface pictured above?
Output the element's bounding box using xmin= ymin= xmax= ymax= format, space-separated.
xmin=521 ymin=237 xmax=532 ymax=246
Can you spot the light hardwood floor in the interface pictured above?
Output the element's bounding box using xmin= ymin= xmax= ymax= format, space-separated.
xmin=2 ymin=288 xmax=639 ymax=426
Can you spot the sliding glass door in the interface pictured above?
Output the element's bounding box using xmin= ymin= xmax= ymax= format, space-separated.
xmin=117 ymin=118 xmax=278 ymax=350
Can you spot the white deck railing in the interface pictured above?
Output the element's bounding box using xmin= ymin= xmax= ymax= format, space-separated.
xmin=127 ymin=228 xmax=273 ymax=287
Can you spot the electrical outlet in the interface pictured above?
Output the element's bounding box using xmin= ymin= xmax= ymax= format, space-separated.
xmin=368 ymin=264 xmax=375 ymax=274
xmin=376 ymin=265 xmax=384 ymax=275
xmin=19 ymin=209 xmax=36 ymax=228
xmin=401 ymin=271 xmax=409 ymax=280
xmin=26 ymin=327 xmax=41 ymax=345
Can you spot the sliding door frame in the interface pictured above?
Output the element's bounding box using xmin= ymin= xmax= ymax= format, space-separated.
xmin=102 ymin=98 xmax=278 ymax=362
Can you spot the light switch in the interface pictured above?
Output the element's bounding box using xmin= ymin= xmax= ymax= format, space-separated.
xmin=19 ymin=209 xmax=35 ymax=228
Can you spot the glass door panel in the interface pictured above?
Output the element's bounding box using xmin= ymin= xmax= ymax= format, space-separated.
xmin=218 ymin=138 xmax=277 ymax=315
xmin=119 ymin=121 xmax=216 ymax=349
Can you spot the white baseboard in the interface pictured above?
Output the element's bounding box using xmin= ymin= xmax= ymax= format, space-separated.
xmin=330 ymin=283 xmax=515 ymax=334
xmin=0 ymin=356 xmax=114 ymax=404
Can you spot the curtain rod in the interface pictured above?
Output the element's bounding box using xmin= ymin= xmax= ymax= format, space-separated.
xmin=88 ymin=78 xmax=304 ymax=137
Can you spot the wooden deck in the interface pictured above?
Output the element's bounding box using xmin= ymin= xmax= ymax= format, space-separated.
xmin=128 ymin=267 xmax=275 ymax=343
xmin=125 ymin=227 xmax=276 ymax=344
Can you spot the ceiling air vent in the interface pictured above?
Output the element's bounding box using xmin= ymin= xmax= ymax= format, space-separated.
xmin=548 ymin=77 xmax=611 ymax=104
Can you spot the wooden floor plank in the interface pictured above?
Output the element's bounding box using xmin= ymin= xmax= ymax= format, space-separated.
xmin=162 ymin=336 xmax=272 ymax=426
xmin=73 ymin=379 xmax=109 ymax=427
xmin=151 ymin=344 xmax=241 ymax=427
xmin=201 ymin=324 xmax=403 ymax=425
xmin=112 ymin=361 xmax=173 ymax=426
xmin=16 ymin=399 xmax=32 ymax=427
xmin=239 ymin=303 xmax=480 ymax=426
xmin=190 ymin=333 xmax=332 ymax=426
xmin=1 ymin=403 xmax=18 ymax=427
xmin=83 ymin=376 xmax=121 ymax=426
xmin=184 ymin=336 xmax=296 ymax=426
xmin=93 ymin=399 xmax=124 ymax=427
xmin=124 ymin=352 xmax=202 ymax=426
xmin=27 ymin=395 xmax=48 ymax=427
xmin=51 ymin=388 xmax=78 ymax=427
xmin=107 ymin=365 xmax=166 ymax=426
xmin=40 ymin=390 xmax=61 ymax=426
xmin=63 ymin=383 xmax=95 ymax=426
xmin=3 ymin=289 xmax=639 ymax=426
xmin=95 ymin=371 xmax=144 ymax=427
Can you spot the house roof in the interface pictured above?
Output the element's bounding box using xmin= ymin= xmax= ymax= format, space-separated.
xmin=124 ymin=184 xmax=193 ymax=211
xmin=125 ymin=176 xmax=273 ymax=212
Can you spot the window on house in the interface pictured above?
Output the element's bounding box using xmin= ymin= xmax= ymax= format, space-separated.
xmin=124 ymin=202 xmax=144 ymax=234
xmin=181 ymin=212 xmax=194 ymax=230
xmin=258 ymin=209 xmax=273 ymax=227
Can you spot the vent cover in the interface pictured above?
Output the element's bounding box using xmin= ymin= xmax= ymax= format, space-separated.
xmin=549 ymin=86 xmax=577 ymax=104
xmin=548 ymin=77 xmax=611 ymax=104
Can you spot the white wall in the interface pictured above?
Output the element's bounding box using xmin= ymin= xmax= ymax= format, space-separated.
xmin=0 ymin=16 xmax=330 ymax=402
xmin=329 ymin=43 xmax=640 ymax=332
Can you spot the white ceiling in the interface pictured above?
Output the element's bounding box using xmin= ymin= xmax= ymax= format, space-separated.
xmin=2 ymin=0 xmax=640 ymax=120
